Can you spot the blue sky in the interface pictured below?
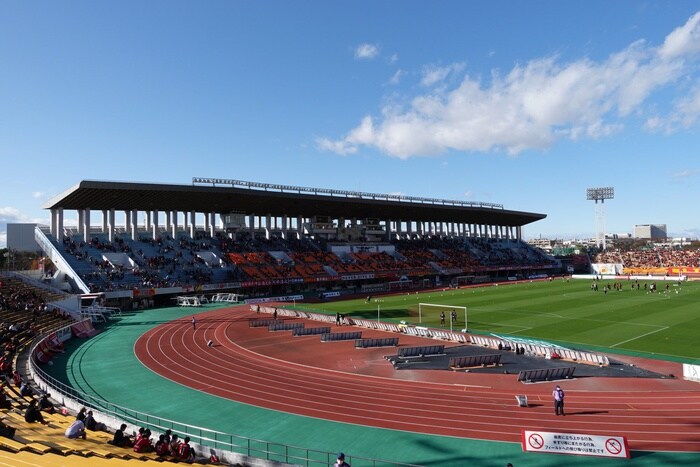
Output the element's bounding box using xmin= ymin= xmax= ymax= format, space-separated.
xmin=2 ymin=1 xmax=700 ymax=248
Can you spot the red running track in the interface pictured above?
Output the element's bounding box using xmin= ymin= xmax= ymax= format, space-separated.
xmin=134 ymin=306 xmax=700 ymax=452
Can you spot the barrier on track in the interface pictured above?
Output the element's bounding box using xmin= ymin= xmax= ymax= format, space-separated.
xmin=249 ymin=318 xmax=282 ymax=328
xmin=397 ymin=345 xmax=445 ymax=358
xmin=321 ymin=331 xmax=363 ymax=342
xmin=449 ymin=354 xmax=501 ymax=369
xmin=269 ymin=322 xmax=304 ymax=332
xmin=517 ymin=366 xmax=576 ymax=383
xmin=354 ymin=337 xmax=400 ymax=348
xmin=292 ymin=326 xmax=332 ymax=336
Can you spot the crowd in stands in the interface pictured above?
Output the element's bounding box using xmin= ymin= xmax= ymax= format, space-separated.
xmin=2 ymin=374 xmax=207 ymax=464
xmin=595 ymin=246 xmax=700 ymax=269
xmin=53 ymin=228 xmax=559 ymax=294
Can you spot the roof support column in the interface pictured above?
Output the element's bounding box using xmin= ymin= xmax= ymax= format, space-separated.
xmin=107 ymin=209 xmax=115 ymax=242
xmin=51 ymin=208 xmax=64 ymax=242
xmin=101 ymin=210 xmax=108 ymax=234
xmin=152 ymin=211 xmax=160 ymax=240
xmin=281 ymin=216 xmax=288 ymax=240
xmin=248 ymin=214 xmax=255 ymax=239
xmin=384 ymin=219 xmax=391 ymax=241
xmin=145 ymin=211 xmax=152 ymax=233
xmin=82 ymin=209 xmax=91 ymax=243
xmin=130 ymin=210 xmax=138 ymax=239
xmin=189 ymin=211 xmax=196 ymax=238
xmin=170 ymin=211 xmax=178 ymax=239
xmin=165 ymin=211 xmax=172 ymax=233
xmin=297 ymin=215 xmax=303 ymax=239
xmin=265 ymin=214 xmax=271 ymax=240
xmin=124 ymin=210 xmax=132 ymax=239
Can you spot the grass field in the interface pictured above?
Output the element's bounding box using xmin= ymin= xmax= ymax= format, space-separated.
xmin=295 ymin=279 xmax=700 ymax=362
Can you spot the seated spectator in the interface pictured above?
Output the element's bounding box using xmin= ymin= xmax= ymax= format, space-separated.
xmin=133 ymin=429 xmax=153 ymax=453
xmin=84 ymin=410 xmax=108 ymax=431
xmin=19 ymin=380 xmax=33 ymax=398
xmin=168 ymin=433 xmax=181 ymax=456
xmin=0 ymin=418 xmax=15 ymax=439
xmin=0 ymin=384 xmax=11 ymax=410
xmin=12 ymin=371 xmax=21 ymax=387
xmin=39 ymin=394 xmax=55 ymax=414
xmin=111 ymin=423 xmax=133 ymax=447
xmin=178 ymin=436 xmax=195 ymax=462
xmin=155 ymin=434 xmax=169 ymax=456
xmin=65 ymin=414 xmax=87 ymax=439
xmin=24 ymin=400 xmax=48 ymax=425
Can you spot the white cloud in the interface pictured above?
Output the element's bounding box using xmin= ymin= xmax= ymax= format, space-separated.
xmin=672 ymin=169 xmax=700 ymax=178
xmin=354 ymin=43 xmax=379 ymax=60
xmin=659 ymin=11 xmax=700 ymax=59
xmin=646 ymin=83 xmax=700 ymax=132
xmin=389 ymin=53 xmax=399 ymax=64
xmin=420 ymin=63 xmax=465 ymax=87
xmin=32 ymin=191 xmax=44 ymax=199
xmin=322 ymin=13 xmax=700 ymax=159
xmin=388 ymin=69 xmax=404 ymax=85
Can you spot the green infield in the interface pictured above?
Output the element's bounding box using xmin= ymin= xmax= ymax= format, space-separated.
xmin=293 ymin=279 xmax=700 ymax=362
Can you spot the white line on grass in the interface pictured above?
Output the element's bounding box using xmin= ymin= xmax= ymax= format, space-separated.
xmin=610 ymin=326 xmax=669 ymax=348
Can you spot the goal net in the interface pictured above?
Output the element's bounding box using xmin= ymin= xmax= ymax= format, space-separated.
xmin=418 ymin=303 xmax=467 ymax=331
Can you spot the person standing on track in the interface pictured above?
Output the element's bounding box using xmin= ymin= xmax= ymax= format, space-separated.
xmin=552 ymin=385 xmax=565 ymax=416
xmin=192 ymin=316 xmax=196 ymax=330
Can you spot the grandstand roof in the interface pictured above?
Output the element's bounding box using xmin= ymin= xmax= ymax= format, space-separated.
xmin=44 ymin=180 xmax=546 ymax=226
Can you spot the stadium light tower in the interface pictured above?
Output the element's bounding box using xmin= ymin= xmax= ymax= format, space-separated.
xmin=586 ymin=187 xmax=614 ymax=250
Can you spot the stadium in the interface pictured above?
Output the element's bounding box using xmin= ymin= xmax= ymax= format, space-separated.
xmin=2 ymin=178 xmax=700 ymax=467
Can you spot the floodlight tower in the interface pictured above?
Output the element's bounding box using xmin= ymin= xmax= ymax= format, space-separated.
xmin=586 ymin=187 xmax=614 ymax=250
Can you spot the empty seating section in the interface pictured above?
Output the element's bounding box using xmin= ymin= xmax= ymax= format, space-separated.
xmin=397 ymin=345 xmax=445 ymax=358
xmin=449 ymin=354 xmax=501 ymax=369
xmin=354 ymin=337 xmax=399 ymax=348
xmin=517 ymin=367 xmax=576 ymax=383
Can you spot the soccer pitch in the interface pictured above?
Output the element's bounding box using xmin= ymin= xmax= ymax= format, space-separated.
xmin=297 ymin=279 xmax=700 ymax=362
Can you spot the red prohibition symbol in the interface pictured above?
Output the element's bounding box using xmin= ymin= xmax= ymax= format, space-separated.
xmin=528 ymin=433 xmax=545 ymax=450
xmin=605 ymin=438 xmax=623 ymax=455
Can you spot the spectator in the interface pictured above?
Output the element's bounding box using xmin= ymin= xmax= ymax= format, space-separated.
xmin=24 ymin=400 xmax=48 ymax=425
xmin=111 ymin=423 xmax=132 ymax=447
xmin=178 ymin=436 xmax=195 ymax=462
xmin=39 ymin=394 xmax=55 ymax=414
xmin=19 ymin=380 xmax=33 ymax=398
xmin=0 ymin=384 xmax=11 ymax=410
xmin=65 ymin=415 xmax=87 ymax=439
xmin=11 ymin=371 xmax=22 ymax=387
xmin=85 ymin=410 xmax=108 ymax=431
xmin=0 ymin=418 xmax=15 ymax=439
xmin=155 ymin=434 xmax=169 ymax=456
xmin=168 ymin=433 xmax=181 ymax=456
xmin=334 ymin=452 xmax=350 ymax=467
xmin=133 ymin=428 xmax=153 ymax=453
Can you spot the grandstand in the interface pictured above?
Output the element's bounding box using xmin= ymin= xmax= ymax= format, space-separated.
xmin=36 ymin=178 xmax=557 ymax=310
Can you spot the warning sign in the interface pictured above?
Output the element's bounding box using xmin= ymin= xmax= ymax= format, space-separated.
xmin=521 ymin=430 xmax=630 ymax=459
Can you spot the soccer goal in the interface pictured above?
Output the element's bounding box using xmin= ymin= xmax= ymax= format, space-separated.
xmin=418 ymin=303 xmax=467 ymax=331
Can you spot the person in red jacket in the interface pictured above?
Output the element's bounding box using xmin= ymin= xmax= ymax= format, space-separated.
xmin=178 ymin=436 xmax=195 ymax=462
xmin=133 ymin=429 xmax=153 ymax=453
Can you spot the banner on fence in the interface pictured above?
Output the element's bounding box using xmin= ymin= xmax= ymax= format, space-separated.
xmin=521 ymin=430 xmax=629 ymax=459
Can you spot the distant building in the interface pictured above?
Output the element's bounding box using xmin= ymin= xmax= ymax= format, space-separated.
xmin=7 ymin=223 xmax=41 ymax=252
xmin=633 ymin=224 xmax=667 ymax=240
